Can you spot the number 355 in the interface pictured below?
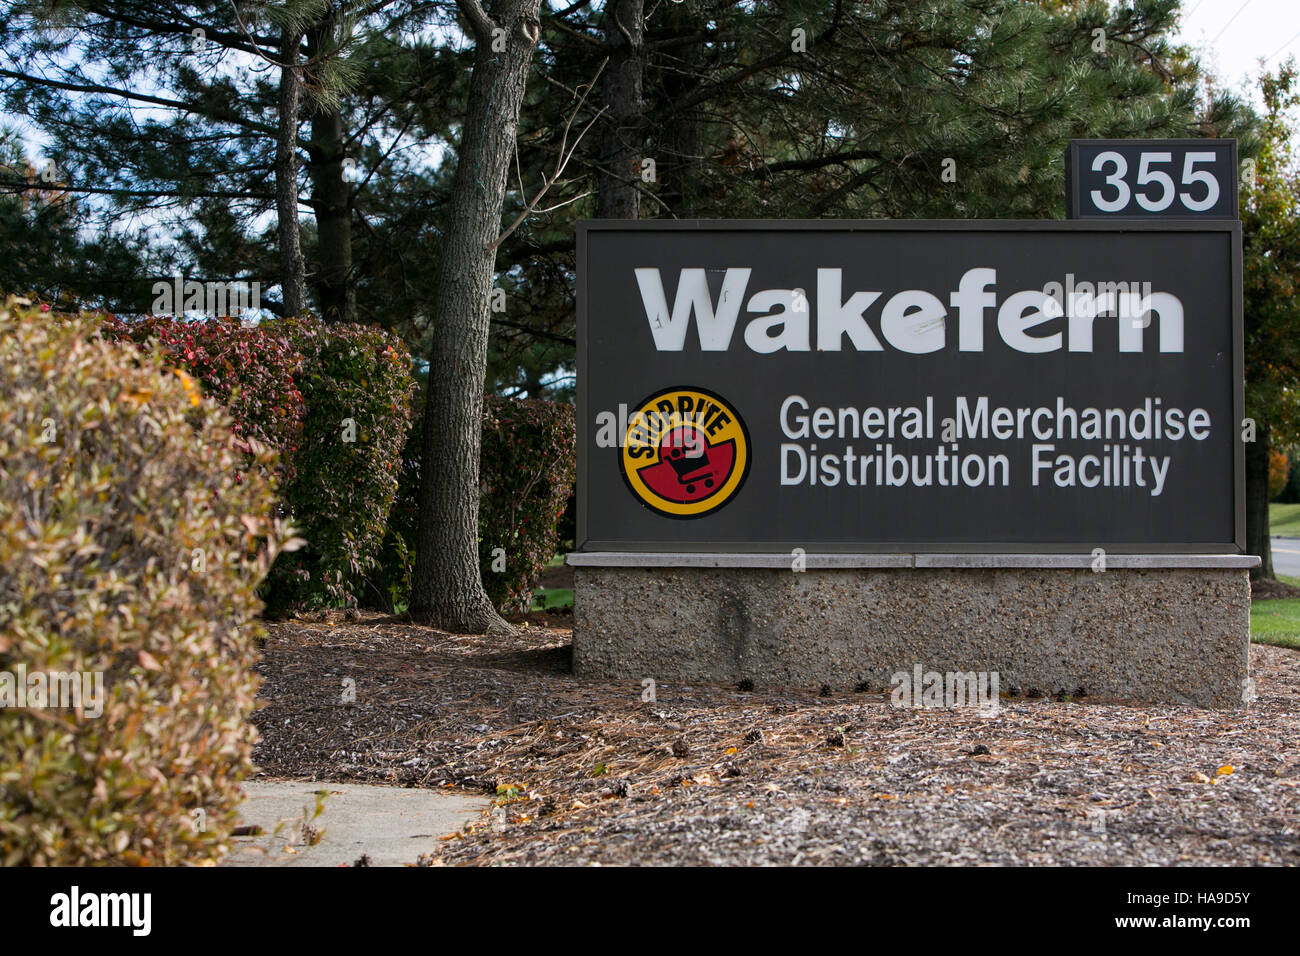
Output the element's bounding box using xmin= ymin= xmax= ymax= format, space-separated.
xmin=1090 ymin=151 xmax=1219 ymax=213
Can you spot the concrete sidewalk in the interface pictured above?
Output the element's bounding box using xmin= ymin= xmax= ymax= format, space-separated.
xmin=222 ymin=780 xmax=488 ymax=867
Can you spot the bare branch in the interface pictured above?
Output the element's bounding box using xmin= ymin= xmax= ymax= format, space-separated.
xmin=532 ymin=188 xmax=593 ymax=215
xmin=488 ymin=58 xmax=608 ymax=252
xmin=346 ymin=114 xmax=417 ymax=202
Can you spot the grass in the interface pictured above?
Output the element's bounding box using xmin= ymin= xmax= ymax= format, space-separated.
xmin=531 ymin=587 xmax=573 ymax=611
xmin=1251 ymin=573 xmax=1300 ymax=649
xmin=1268 ymin=502 xmax=1300 ymax=536
xmin=529 ymin=554 xmax=573 ymax=611
xmin=1250 ymin=602 xmax=1300 ymax=649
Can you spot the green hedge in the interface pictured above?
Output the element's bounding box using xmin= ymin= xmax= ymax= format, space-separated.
xmin=479 ymin=396 xmax=576 ymax=613
xmin=262 ymin=319 xmax=415 ymax=611
xmin=103 ymin=314 xmax=415 ymax=611
xmin=368 ymin=392 xmax=575 ymax=616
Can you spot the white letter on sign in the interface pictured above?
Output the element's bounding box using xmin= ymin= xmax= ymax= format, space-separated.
xmin=950 ymin=268 xmax=997 ymax=352
xmin=744 ymin=289 xmax=811 ymax=352
xmin=816 ymin=269 xmax=883 ymax=351
xmin=998 ymin=291 xmax=1063 ymax=353
xmin=635 ymin=267 xmax=751 ymax=351
xmin=880 ymin=290 xmax=946 ymax=353
xmin=1119 ymin=293 xmax=1184 ymax=353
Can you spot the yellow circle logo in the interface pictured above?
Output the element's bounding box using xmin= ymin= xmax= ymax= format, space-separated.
xmin=620 ymin=387 xmax=750 ymax=518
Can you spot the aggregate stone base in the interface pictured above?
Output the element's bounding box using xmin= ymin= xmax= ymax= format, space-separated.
xmin=572 ymin=567 xmax=1251 ymax=709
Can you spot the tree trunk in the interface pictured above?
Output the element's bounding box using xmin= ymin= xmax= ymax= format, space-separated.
xmin=409 ymin=0 xmax=542 ymax=633
xmin=306 ymin=106 xmax=356 ymax=323
xmin=304 ymin=20 xmax=355 ymax=323
xmin=596 ymin=0 xmax=644 ymax=219
xmin=276 ymin=26 xmax=307 ymax=318
xmin=1246 ymin=425 xmax=1273 ymax=581
xmin=655 ymin=8 xmax=706 ymax=217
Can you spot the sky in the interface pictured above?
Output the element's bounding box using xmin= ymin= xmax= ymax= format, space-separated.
xmin=1174 ymin=0 xmax=1300 ymax=102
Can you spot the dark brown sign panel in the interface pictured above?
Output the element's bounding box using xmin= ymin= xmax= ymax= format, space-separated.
xmin=1065 ymin=139 xmax=1238 ymax=219
xmin=576 ymin=221 xmax=1243 ymax=553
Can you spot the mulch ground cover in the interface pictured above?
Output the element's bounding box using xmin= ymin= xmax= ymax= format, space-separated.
xmin=250 ymin=611 xmax=1300 ymax=866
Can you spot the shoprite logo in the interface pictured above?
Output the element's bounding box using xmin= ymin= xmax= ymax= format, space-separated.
xmin=620 ymin=387 xmax=750 ymax=518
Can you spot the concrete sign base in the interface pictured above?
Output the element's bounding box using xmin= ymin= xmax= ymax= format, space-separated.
xmin=568 ymin=554 xmax=1257 ymax=709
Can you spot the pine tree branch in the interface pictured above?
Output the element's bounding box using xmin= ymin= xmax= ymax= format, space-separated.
xmin=654 ymin=1 xmax=845 ymax=121
xmin=551 ymin=0 xmax=593 ymax=19
xmin=74 ymin=1 xmax=276 ymax=56
xmin=0 ymin=179 xmax=277 ymax=201
xmin=757 ymin=149 xmax=887 ymax=177
xmin=0 ymin=68 xmax=279 ymax=138
xmin=546 ymin=14 xmax=603 ymax=47
xmin=489 ymin=315 xmax=575 ymax=346
xmin=346 ymin=114 xmax=417 ymax=202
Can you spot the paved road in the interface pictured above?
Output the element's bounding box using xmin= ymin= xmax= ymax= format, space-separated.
xmin=1271 ymin=536 xmax=1300 ymax=577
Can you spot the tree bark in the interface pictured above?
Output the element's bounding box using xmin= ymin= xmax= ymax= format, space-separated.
xmin=654 ymin=6 xmax=707 ymax=217
xmin=409 ymin=0 xmax=542 ymax=633
xmin=276 ymin=26 xmax=307 ymax=317
xmin=304 ymin=19 xmax=355 ymax=323
xmin=306 ymin=105 xmax=356 ymax=323
xmin=1246 ymin=425 xmax=1273 ymax=581
xmin=596 ymin=0 xmax=644 ymax=219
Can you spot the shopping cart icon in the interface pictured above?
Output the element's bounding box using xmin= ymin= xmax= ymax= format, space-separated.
xmin=622 ymin=387 xmax=748 ymax=517
xmin=665 ymin=438 xmax=714 ymax=494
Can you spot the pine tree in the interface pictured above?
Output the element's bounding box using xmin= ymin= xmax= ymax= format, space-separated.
xmin=0 ymin=128 xmax=150 ymax=307
xmin=0 ymin=1 xmax=390 ymax=315
xmin=490 ymin=0 xmax=1258 ymax=394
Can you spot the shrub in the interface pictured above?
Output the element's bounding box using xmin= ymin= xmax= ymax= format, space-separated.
xmin=263 ymin=318 xmax=415 ymax=610
xmin=0 ymin=301 xmax=291 ymax=865
xmin=103 ymin=314 xmax=413 ymax=610
xmin=368 ymin=391 xmax=575 ymax=616
xmin=1269 ymin=446 xmax=1290 ymax=500
xmin=479 ymin=396 xmax=576 ymax=614
xmin=100 ymin=315 xmax=305 ymax=486
xmin=1279 ymin=449 xmax=1300 ymax=503
xmin=365 ymin=402 xmax=424 ymax=612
